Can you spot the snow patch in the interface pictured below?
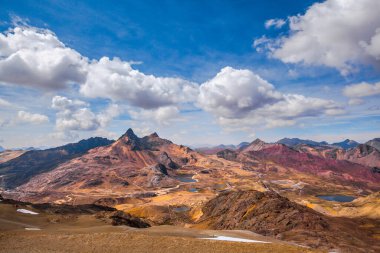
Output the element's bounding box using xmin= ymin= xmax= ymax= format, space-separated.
xmin=201 ymin=236 xmax=271 ymax=243
xmin=17 ymin=209 xmax=39 ymax=215
xmin=25 ymin=227 xmax=41 ymax=231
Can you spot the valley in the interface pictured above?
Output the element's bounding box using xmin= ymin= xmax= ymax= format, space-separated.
xmin=1 ymin=130 xmax=380 ymax=252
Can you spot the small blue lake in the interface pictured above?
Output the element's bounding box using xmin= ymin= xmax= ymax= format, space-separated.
xmin=175 ymin=174 xmax=197 ymax=183
xmin=317 ymin=195 xmax=356 ymax=202
xmin=173 ymin=206 xmax=190 ymax=213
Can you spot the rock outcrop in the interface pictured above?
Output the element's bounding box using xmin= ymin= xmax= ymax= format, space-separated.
xmin=199 ymin=190 xmax=379 ymax=252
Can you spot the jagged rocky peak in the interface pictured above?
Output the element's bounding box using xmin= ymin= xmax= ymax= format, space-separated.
xmin=117 ymin=128 xmax=142 ymax=150
xmin=119 ymin=128 xmax=139 ymax=141
xmin=240 ymin=138 xmax=267 ymax=152
xmin=251 ymin=138 xmax=265 ymax=145
xmin=148 ymin=132 xmax=159 ymax=138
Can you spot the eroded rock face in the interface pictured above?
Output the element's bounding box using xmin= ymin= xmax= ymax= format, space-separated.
xmin=109 ymin=211 xmax=151 ymax=228
xmin=199 ymin=190 xmax=379 ymax=251
xmin=216 ymin=149 xmax=237 ymax=160
xmin=157 ymin=152 xmax=178 ymax=170
xmin=201 ymin=190 xmax=329 ymax=235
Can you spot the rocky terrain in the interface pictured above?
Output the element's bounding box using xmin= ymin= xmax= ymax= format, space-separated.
xmin=0 ymin=194 xmax=320 ymax=253
xmin=13 ymin=129 xmax=206 ymax=203
xmin=0 ymin=150 xmax=26 ymax=164
xmin=1 ymin=130 xmax=380 ymax=252
xmin=217 ymin=139 xmax=380 ymax=190
xmin=0 ymin=137 xmax=113 ymax=188
xmin=199 ymin=190 xmax=380 ymax=252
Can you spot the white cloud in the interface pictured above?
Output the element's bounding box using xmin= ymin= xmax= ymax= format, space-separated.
xmin=80 ymin=57 xmax=199 ymax=109
xmin=343 ymin=81 xmax=380 ymax=98
xmin=262 ymin=94 xmax=344 ymax=118
xmin=17 ymin=110 xmax=49 ymax=124
xmin=198 ymin=67 xmax=343 ymax=129
xmin=348 ymin=98 xmax=364 ymax=106
xmin=0 ymin=98 xmax=12 ymax=107
xmin=0 ymin=118 xmax=10 ymax=128
xmin=0 ymin=26 xmax=87 ymax=89
xmin=51 ymin=96 xmax=120 ymax=140
xmin=128 ymin=106 xmax=180 ymax=125
xmin=0 ymin=25 xmax=199 ymax=113
xmin=255 ymin=0 xmax=380 ymax=75
xmin=198 ymin=66 xmax=282 ymax=119
xmin=265 ymin=19 xmax=286 ymax=29
xmin=97 ymin=104 xmax=122 ymax=128
xmin=360 ymin=28 xmax=380 ymax=60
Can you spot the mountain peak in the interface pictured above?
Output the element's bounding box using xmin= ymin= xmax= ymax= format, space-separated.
xmin=277 ymin=138 xmax=328 ymax=148
xmin=240 ymin=138 xmax=267 ymax=152
xmin=366 ymin=138 xmax=380 ymax=152
xmin=116 ymin=128 xmax=143 ymax=150
xmin=332 ymin=139 xmax=359 ymax=150
xmin=119 ymin=128 xmax=138 ymax=140
xmin=149 ymin=132 xmax=159 ymax=138
xmin=251 ymin=138 xmax=265 ymax=145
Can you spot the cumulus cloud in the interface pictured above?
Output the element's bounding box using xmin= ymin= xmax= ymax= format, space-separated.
xmin=17 ymin=111 xmax=49 ymax=124
xmin=265 ymin=19 xmax=286 ymax=29
xmin=0 ymin=24 xmax=199 ymax=113
xmin=343 ymin=82 xmax=380 ymax=98
xmin=254 ymin=0 xmax=380 ymax=75
xmin=51 ymin=96 xmax=120 ymax=140
xmin=0 ymin=26 xmax=87 ymax=89
xmin=97 ymin=104 xmax=122 ymax=128
xmin=128 ymin=106 xmax=180 ymax=125
xmin=348 ymin=98 xmax=364 ymax=106
xmin=0 ymin=98 xmax=12 ymax=107
xmin=343 ymin=81 xmax=380 ymax=105
xmin=198 ymin=67 xmax=343 ymax=129
xmin=198 ymin=67 xmax=282 ymax=118
xmin=80 ymin=57 xmax=199 ymax=109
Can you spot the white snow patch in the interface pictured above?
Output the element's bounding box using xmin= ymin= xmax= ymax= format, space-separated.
xmin=25 ymin=227 xmax=41 ymax=231
xmin=17 ymin=209 xmax=39 ymax=215
xmin=201 ymin=236 xmax=271 ymax=243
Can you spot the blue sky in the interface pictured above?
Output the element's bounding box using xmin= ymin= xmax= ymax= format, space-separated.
xmin=0 ymin=0 xmax=379 ymax=148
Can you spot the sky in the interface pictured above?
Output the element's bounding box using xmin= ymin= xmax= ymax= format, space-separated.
xmin=0 ymin=0 xmax=380 ymax=148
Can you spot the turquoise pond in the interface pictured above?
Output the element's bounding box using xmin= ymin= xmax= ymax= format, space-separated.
xmin=317 ymin=195 xmax=356 ymax=202
xmin=174 ymin=174 xmax=197 ymax=183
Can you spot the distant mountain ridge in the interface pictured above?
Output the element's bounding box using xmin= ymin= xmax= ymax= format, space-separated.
xmin=277 ymin=138 xmax=329 ymax=147
xmin=0 ymin=137 xmax=114 ymax=189
xmin=216 ymin=138 xmax=380 ymax=189
xmin=195 ymin=142 xmax=250 ymax=155
xmin=332 ymin=139 xmax=360 ymax=149
xmin=366 ymin=138 xmax=380 ymax=151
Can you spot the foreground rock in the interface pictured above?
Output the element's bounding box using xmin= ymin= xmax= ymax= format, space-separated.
xmin=199 ymin=190 xmax=380 ymax=252
xmin=1 ymin=194 xmax=150 ymax=229
xmin=109 ymin=211 xmax=151 ymax=228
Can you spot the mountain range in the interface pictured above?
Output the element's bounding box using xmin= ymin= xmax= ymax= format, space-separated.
xmin=196 ymin=137 xmax=369 ymax=155
xmin=0 ymin=137 xmax=113 ymax=189
xmin=1 ymin=129 xmax=380 ymax=252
